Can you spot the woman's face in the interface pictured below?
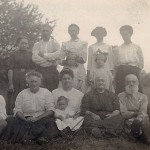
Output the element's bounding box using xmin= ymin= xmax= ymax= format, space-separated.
xmin=27 ymin=76 xmax=41 ymax=92
xmin=94 ymin=76 xmax=106 ymax=91
xmin=68 ymin=26 xmax=79 ymax=38
xmin=18 ymin=38 xmax=28 ymax=50
xmin=61 ymin=74 xmax=73 ymax=89
xmin=95 ymin=31 xmax=105 ymax=40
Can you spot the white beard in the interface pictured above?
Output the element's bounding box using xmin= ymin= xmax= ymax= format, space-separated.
xmin=125 ymin=85 xmax=139 ymax=95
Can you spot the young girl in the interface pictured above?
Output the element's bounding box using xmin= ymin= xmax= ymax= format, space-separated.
xmin=88 ymin=51 xmax=114 ymax=92
xmin=63 ymin=53 xmax=84 ymax=92
xmin=55 ymin=96 xmax=83 ymax=131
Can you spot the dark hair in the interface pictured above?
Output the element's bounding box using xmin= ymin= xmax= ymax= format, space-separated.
xmin=26 ymin=71 xmax=43 ymax=80
xmin=59 ymin=68 xmax=74 ymax=81
xmin=91 ymin=26 xmax=107 ymax=37
xmin=57 ymin=96 xmax=69 ymax=104
xmin=15 ymin=36 xmax=29 ymax=47
xmin=68 ymin=24 xmax=80 ymax=32
xmin=95 ymin=53 xmax=107 ymax=63
xmin=120 ymin=25 xmax=133 ymax=35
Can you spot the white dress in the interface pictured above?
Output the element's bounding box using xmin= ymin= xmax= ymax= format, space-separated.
xmin=52 ymin=88 xmax=84 ymax=114
xmin=61 ymin=39 xmax=88 ymax=93
xmin=55 ymin=107 xmax=83 ymax=131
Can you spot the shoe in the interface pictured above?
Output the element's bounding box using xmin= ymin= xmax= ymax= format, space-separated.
xmin=131 ymin=119 xmax=142 ymax=138
xmin=92 ymin=128 xmax=102 ymax=138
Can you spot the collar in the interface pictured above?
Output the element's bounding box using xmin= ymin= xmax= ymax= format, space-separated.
xmin=94 ymin=88 xmax=106 ymax=95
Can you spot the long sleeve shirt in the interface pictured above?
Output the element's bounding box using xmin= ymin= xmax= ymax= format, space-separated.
xmin=115 ymin=43 xmax=144 ymax=69
xmin=32 ymin=39 xmax=60 ymax=67
xmin=14 ymin=88 xmax=55 ymax=117
xmin=119 ymin=92 xmax=148 ymax=120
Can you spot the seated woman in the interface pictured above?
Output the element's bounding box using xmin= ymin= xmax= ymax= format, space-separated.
xmin=1 ymin=71 xmax=59 ymax=144
xmin=80 ymin=74 xmax=124 ymax=138
xmin=52 ymin=68 xmax=84 ymax=134
xmin=0 ymin=95 xmax=7 ymax=135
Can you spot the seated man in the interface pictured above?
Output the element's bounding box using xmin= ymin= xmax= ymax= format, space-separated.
xmin=1 ymin=71 xmax=59 ymax=144
xmin=0 ymin=95 xmax=7 ymax=135
xmin=119 ymin=74 xmax=150 ymax=144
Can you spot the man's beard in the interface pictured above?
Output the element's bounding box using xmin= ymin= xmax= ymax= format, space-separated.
xmin=125 ymin=85 xmax=139 ymax=95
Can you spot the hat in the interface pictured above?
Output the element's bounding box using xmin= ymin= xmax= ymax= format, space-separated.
xmin=91 ymin=26 xmax=107 ymax=37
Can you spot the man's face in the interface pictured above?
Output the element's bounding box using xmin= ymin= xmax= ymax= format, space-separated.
xmin=120 ymin=30 xmax=132 ymax=42
xmin=125 ymin=75 xmax=139 ymax=94
xmin=41 ymin=26 xmax=52 ymax=41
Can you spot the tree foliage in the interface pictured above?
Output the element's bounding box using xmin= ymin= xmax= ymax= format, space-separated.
xmin=0 ymin=0 xmax=56 ymax=78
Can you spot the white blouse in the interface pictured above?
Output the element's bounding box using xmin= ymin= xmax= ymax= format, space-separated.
xmin=52 ymin=88 xmax=84 ymax=114
xmin=116 ymin=43 xmax=144 ymax=69
xmin=61 ymin=39 xmax=88 ymax=63
xmin=14 ymin=88 xmax=54 ymax=117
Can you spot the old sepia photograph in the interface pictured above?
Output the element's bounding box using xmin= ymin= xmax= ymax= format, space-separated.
xmin=0 ymin=0 xmax=150 ymax=149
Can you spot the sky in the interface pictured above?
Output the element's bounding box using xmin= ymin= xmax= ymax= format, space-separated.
xmin=18 ymin=0 xmax=150 ymax=71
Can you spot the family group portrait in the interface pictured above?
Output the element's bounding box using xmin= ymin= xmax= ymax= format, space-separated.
xmin=0 ymin=0 xmax=150 ymax=149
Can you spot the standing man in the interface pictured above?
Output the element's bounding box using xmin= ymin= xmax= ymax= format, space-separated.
xmin=32 ymin=24 xmax=60 ymax=91
xmin=115 ymin=25 xmax=144 ymax=94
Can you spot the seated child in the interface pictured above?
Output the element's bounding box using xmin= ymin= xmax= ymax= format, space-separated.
xmin=55 ymin=96 xmax=83 ymax=131
xmin=88 ymin=51 xmax=114 ymax=92
xmin=63 ymin=53 xmax=84 ymax=92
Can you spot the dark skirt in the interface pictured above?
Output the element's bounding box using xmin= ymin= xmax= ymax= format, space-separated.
xmin=0 ymin=115 xmax=59 ymax=143
xmin=83 ymin=114 xmax=124 ymax=136
xmin=115 ymin=65 xmax=142 ymax=94
xmin=36 ymin=66 xmax=59 ymax=92
xmin=7 ymin=69 xmax=29 ymax=115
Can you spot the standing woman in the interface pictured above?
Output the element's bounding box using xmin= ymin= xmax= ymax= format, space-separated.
xmin=115 ymin=25 xmax=144 ymax=94
xmin=87 ymin=27 xmax=114 ymax=86
xmin=61 ymin=24 xmax=88 ymax=93
xmin=7 ymin=36 xmax=34 ymax=115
